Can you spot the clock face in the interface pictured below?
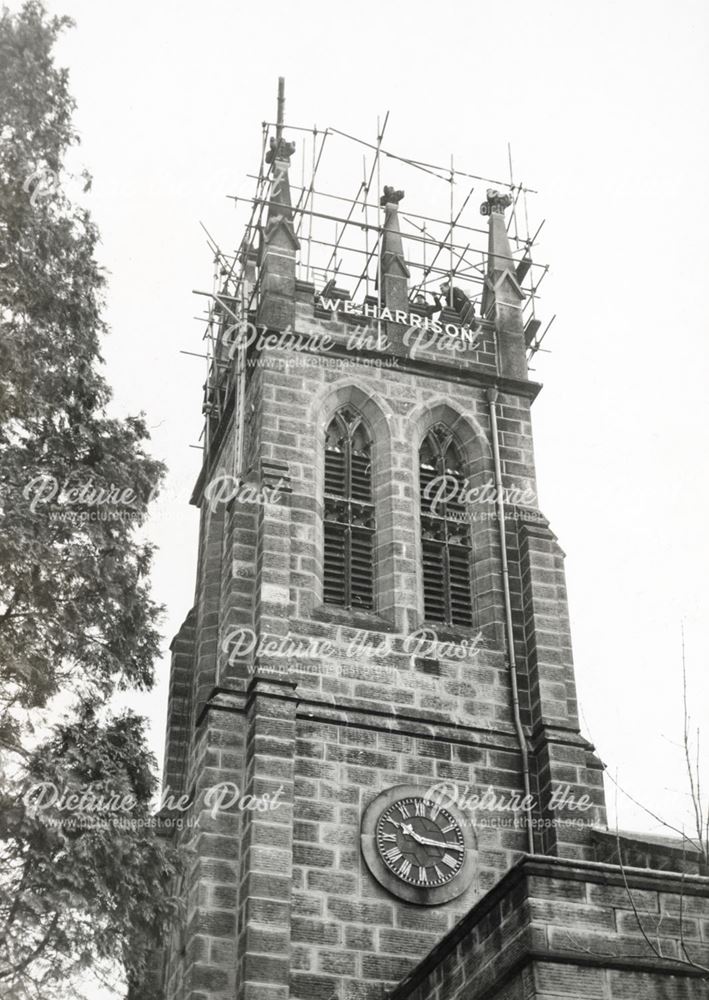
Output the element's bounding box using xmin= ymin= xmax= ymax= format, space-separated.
xmin=375 ymin=796 xmax=465 ymax=887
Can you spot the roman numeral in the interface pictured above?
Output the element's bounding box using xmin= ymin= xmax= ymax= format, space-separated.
xmin=442 ymin=823 xmax=455 ymax=834
xmin=398 ymin=859 xmax=412 ymax=878
xmin=442 ymin=854 xmax=457 ymax=869
xmin=414 ymin=800 xmax=426 ymax=817
xmin=383 ymin=847 xmax=402 ymax=863
xmin=433 ymin=865 xmax=443 ymax=879
xmin=418 ymin=866 xmax=427 ymax=882
xmin=395 ymin=802 xmax=410 ymax=819
xmin=381 ymin=833 xmax=396 ymax=843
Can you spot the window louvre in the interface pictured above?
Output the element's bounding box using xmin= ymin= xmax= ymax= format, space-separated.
xmin=420 ymin=426 xmax=473 ymax=627
xmin=324 ymin=408 xmax=375 ymax=610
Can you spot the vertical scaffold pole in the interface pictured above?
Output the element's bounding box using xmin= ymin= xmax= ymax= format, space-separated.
xmin=376 ymin=116 xmax=382 ymax=349
xmin=508 ymin=141 xmax=519 ymax=245
xmin=363 ymin=154 xmax=370 ymax=298
xmin=449 ymin=154 xmax=455 ymax=308
xmin=307 ymin=128 xmax=316 ymax=283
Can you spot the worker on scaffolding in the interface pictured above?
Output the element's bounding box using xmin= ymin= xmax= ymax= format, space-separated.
xmin=437 ymin=280 xmax=476 ymax=328
xmin=411 ymin=292 xmax=439 ymax=320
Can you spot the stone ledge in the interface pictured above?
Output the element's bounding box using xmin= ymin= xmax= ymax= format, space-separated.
xmin=194 ymin=689 xmax=526 ymax=752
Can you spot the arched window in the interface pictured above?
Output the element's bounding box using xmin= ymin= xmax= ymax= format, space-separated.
xmin=323 ymin=407 xmax=375 ymax=610
xmin=419 ymin=425 xmax=473 ymax=626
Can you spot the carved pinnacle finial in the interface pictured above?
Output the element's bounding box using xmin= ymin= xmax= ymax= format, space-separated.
xmin=380 ymin=186 xmax=404 ymax=207
xmin=480 ymin=188 xmax=513 ymax=216
xmin=265 ymin=135 xmax=296 ymax=164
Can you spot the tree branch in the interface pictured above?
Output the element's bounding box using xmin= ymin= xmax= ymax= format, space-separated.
xmin=0 ymin=912 xmax=59 ymax=981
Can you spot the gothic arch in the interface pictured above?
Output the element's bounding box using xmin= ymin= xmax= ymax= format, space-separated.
xmin=306 ymin=381 xmax=395 ymax=621
xmin=409 ymin=399 xmax=490 ymax=472
xmin=407 ymin=399 xmax=495 ymax=631
xmin=310 ymin=380 xmax=393 ymax=447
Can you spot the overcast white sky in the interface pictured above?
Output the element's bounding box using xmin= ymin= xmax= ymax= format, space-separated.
xmin=29 ymin=0 xmax=709 ymax=855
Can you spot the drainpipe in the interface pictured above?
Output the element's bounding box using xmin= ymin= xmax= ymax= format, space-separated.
xmin=486 ymin=388 xmax=535 ymax=854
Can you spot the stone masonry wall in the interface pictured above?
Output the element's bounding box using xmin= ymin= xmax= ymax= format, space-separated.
xmin=389 ymin=857 xmax=709 ymax=1000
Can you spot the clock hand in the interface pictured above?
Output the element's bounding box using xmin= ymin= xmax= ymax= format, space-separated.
xmin=401 ymin=826 xmax=465 ymax=852
xmin=416 ymin=837 xmax=465 ymax=851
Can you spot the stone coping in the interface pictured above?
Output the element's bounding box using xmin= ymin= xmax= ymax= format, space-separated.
xmin=388 ymin=854 xmax=709 ymax=998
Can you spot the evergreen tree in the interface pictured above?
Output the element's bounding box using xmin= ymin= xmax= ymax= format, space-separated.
xmin=0 ymin=4 xmax=178 ymax=995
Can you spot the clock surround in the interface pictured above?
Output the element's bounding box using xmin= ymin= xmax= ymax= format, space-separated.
xmin=361 ymin=784 xmax=476 ymax=905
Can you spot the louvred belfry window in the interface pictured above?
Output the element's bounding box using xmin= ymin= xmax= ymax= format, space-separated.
xmin=323 ymin=408 xmax=375 ymax=610
xmin=419 ymin=426 xmax=473 ymax=627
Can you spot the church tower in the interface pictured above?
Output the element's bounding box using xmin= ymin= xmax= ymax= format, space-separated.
xmin=156 ymin=84 xmax=612 ymax=1000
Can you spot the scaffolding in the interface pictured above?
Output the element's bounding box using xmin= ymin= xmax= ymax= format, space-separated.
xmin=185 ymin=81 xmax=554 ymax=457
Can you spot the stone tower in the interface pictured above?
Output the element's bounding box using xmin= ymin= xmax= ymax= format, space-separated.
xmin=155 ymin=98 xmax=617 ymax=1000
